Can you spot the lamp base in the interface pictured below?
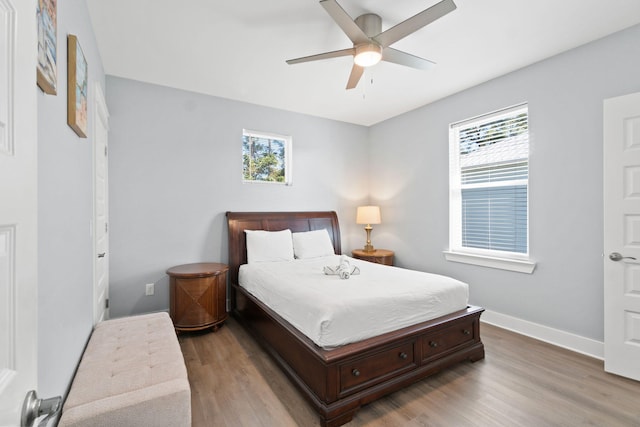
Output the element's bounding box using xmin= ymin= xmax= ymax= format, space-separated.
xmin=363 ymin=225 xmax=375 ymax=253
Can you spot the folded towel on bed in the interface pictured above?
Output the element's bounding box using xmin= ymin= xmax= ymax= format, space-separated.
xmin=323 ymin=255 xmax=360 ymax=279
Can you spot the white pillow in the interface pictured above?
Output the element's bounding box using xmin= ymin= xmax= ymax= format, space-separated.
xmin=245 ymin=229 xmax=294 ymax=263
xmin=292 ymin=229 xmax=335 ymax=259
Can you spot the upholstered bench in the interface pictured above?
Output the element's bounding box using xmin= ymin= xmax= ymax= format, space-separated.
xmin=58 ymin=312 xmax=191 ymax=427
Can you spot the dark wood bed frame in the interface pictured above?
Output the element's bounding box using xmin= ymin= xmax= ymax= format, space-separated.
xmin=226 ymin=211 xmax=484 ymax=427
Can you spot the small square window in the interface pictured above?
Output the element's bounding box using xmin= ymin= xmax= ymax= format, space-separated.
xmin=242 ymin=129 xmax=292 ymax=185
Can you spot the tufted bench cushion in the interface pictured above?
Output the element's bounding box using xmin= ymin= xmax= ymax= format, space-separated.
xmin=58 ymin=312 xmax=191 ymax=427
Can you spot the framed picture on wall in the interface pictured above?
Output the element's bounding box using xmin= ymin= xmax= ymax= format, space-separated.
xmin=36 ymin=0 xmax=57 ymax=94
xmin=67 ymin=34 xmax=88 ymax=138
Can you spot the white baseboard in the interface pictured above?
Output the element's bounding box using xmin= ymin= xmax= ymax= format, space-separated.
xmin=480 ymin=309 xmax=604 ymax=360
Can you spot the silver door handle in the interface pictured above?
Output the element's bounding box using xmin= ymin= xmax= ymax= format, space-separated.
xmin=21 ymin=390 xmax=62 ymax=427
xmin=609 ymin=252 xmax=637 ymax=262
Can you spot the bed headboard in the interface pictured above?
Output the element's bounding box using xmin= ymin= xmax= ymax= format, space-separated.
xmin=226 ymin=211 xmax=341 ymax=285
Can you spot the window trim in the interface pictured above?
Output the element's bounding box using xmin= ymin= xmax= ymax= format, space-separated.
xmin=443 ymin=250 xmax=536 ymax=274
xmin=242 ymin=129 xmax=292 ymax=185
xmin=447 ymin=103 xmax=535 ymax=273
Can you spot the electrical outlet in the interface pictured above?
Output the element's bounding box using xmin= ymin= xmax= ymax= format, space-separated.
xmin=145 ymin=283 xmax=154 ymax=296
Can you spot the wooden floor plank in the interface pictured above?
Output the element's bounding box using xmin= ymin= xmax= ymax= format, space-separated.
xmin=179 ymin=318 xmax=640 ymax=426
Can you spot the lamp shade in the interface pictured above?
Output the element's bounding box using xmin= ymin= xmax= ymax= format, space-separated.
xmin=356 ymin=206 xmax=381 ymax=225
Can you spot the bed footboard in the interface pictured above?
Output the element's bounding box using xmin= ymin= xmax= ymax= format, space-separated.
xmin=232 ymin=283 xmax=484 ymax=427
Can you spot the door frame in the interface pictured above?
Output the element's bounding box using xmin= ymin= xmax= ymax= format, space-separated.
xmin=93 ymin=82 xmax=109 ymax=324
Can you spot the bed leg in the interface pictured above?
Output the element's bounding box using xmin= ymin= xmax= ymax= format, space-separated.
xmin=322 ymin=408 xmax=358 ymax=427
xmin=468 ymin=343 xmax=485 ymax=362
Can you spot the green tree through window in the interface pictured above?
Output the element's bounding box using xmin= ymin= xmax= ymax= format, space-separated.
xmin=242 ymin=131 xmax=291 ymax=184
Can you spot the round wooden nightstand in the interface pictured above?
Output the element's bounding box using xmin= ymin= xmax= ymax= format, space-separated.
xmin=167 ymin=262 xmax=228 ymax=332
xmin=351 ymin=249 xmax=394 ymax=266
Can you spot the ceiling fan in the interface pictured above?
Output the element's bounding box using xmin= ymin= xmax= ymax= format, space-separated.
xmin=286 ymin=0 xmax=457 ymax=90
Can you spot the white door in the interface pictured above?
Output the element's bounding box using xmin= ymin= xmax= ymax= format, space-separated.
xmin=603 ymin=91 xmax=640 ymax=381
xmin=93 ymin=83 xmax=109 ymax=324
xmin=0 ymin=0 xmax=39 ymax=424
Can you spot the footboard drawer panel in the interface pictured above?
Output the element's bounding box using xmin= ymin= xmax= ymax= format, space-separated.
xmin=338 ymin=341 xmax=416 ymax=395
xmin=421 ymin=318 xmax=476 ymax=361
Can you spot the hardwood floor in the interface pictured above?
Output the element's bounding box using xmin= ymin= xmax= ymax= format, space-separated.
xmin=179 ymin=318 xmax=640 ymax=426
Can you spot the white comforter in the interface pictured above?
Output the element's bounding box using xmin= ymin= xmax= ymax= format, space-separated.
xmin=238 ymin=255 xmax=469 ymax=348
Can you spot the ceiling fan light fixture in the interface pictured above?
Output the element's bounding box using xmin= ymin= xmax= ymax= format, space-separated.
xmin=354 ymin=43 xmax=382 ymax=67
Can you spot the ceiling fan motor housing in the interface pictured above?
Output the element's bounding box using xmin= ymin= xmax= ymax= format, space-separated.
xmin=355 ymin=13 xmax=382 ymax=37
xmin=353 ymin=13 xmax=383 ymax=67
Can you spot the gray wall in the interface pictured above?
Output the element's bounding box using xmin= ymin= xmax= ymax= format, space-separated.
xmin=368 ymin=24 xmax=640 ymax=341
xmin=106 ymin=77 xmax=369 ymax=317
xmin=37 ymin=0 xmax=105 ymax=409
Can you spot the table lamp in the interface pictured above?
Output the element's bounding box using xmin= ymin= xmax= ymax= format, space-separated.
xmin=356 ymin=206 xmax=381 ymax=253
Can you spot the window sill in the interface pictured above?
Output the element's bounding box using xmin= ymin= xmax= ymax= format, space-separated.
xmin=443 ymin=251 xmax=536 ymax=274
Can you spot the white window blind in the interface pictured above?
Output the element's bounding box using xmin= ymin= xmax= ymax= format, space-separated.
xmin=449 ymin=104 xmax=529 ymax=257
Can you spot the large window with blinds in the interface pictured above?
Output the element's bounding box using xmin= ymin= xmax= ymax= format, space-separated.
xmin=448 ymin=104 xmax=530 ymax=262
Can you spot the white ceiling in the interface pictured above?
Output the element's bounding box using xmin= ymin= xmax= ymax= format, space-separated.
xmin=86 ymin=0 xmax=640 ymax=126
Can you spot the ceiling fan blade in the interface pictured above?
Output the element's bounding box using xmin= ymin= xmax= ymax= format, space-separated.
xmin=286 ymin=47 xmax=354 ymax=65
xmin=320 ymin=0 xmax=369 ymax=44
xmin=374 ymin=0 xmax=456 ymax=47
xmin=382 ymin=48 xmax=436 ymax=70
xmin=346 ymin=64 xmax=364 ymax=90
